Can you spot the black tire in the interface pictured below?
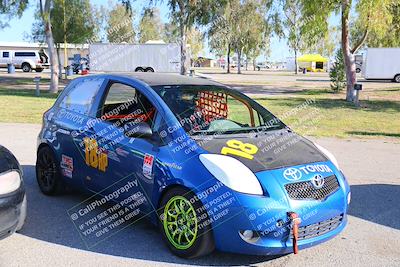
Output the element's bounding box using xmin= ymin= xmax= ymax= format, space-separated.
xmin=35 ymin=68 xmax=44 ymax=72
xmin=36 ymin=146 xmax=65 ymax=195
xmin=145 ymin=67 xmax=154 ymax=72
xmin=22 ymin=63 xmax=31 ymax=72
xmin=158 ymin=187 xmax=215 ymax=258
xmin=135 ymin=67 xmax=144 ymax=72
xmin=356 ymin=68 xmax=361 ymax=73
xmin=394 ymin=74 xmax=400 ymax=83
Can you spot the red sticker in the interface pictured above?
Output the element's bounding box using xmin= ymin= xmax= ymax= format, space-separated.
xmin=143 ymin=154 xmax=154 ymax=177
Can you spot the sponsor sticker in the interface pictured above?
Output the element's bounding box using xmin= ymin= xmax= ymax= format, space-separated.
xmin=143 ymin=154 xmax=154 ymax=178
xmin=61 ymin=154 xmax=74 ymax=178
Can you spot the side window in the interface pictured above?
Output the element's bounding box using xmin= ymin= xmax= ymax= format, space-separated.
xmin=60 ymin=78 xmax=104 ymax=115
xmin=100 ymin=82 xmax=156 ymax=126
xmin=14 ymin=52 xmax=36 ymax=57
xmin=2 ymin=52 xmax=9 ymax=58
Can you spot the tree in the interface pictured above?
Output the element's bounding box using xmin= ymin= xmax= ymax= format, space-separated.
xmin=163 ymin=22 xmax=180 ymax=43
xmin=231 ymin=0 xmax=272 ymax=74
xmin=138 ymin=8 xmax=163 ymax=43
xmin=0 ymin=0 xmax=28 ymax=28
xmin=107 ymin=4 xmax=135 ymax=43
xmin=208 ymin=1 xmax=237 ymax=73
xmin=32 ymin=0 xmax=97 ymax=78
xmin=301 ymin=0 xmax=395 ymax=102
xmin=186 ymin=27 xmax=204 ymax=63
xmin=330 ymin=48 xmax=346 ymax=92
xmin=275 ymin=0 xmax=305 ymax=74
xmin=39 ymin=0 xmax=59 ymax=93
xmin=354 ymin=1 xmax=400 ymax=48
xmin=160 ymin=0 xmax=226 ymax=75
xmin=209 ymin=0 xmax=272 ymax=74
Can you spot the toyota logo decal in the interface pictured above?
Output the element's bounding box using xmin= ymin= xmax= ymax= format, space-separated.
xmin=311 ymin=174 xmax=325 ymax=189
xmin=283 ymin=168 xmax=302 ymax=181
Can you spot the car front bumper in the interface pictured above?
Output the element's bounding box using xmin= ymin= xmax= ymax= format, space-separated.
xmin=0 ymin=187 xmax=25 ymax=240
xmin=201 ymin=180 xmax=349 ymax=256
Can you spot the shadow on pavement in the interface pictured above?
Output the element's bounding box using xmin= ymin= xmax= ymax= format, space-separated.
xmin=19 ymin=165 xmax=281 ymax=266
xmin=348 ymin=184 xmax=400 ymax=230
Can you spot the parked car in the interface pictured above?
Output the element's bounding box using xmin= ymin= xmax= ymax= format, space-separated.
xmin=0 ymin=145 xmax=27 ymax=240
xmin=0 ymin=50 xmax=48 ymax=72
xmin=36 ymin=73 xmax=350 ymax=258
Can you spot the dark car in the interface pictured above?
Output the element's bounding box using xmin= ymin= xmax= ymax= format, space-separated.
xmin=0 ymin=145 xmax=26 ymax=240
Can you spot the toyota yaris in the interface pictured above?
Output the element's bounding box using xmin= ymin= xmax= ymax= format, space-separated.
xmin=36 ymin=73 xmax=350 ymax=258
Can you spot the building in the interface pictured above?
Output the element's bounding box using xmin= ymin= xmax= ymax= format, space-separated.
xmin=192 ymin=57 xmax=217 ymax=68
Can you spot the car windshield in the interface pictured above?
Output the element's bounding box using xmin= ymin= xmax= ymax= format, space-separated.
xmin=153 ymin=85 xmax=285 ymax=135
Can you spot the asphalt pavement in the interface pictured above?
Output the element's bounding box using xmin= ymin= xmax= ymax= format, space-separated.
xmin=0 ymin=123 xmax=399 ymax=267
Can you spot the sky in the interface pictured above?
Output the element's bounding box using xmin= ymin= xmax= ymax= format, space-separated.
xmin=0 ymin=0 xmax=305 ymax=62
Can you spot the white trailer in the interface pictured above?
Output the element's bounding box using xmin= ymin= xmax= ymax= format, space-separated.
xmin=89 ymin=43 xmax=184 ymax=73
xmin=362 ymin=48 xmax=400 ymax=83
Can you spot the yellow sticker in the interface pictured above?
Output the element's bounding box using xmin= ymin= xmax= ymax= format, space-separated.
xmin=221 ymin=139 xmax=258 ymax=160
xmin=84 ymin=138 xmax=108 ymax=172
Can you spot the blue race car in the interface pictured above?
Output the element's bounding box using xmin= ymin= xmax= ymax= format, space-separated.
xmin=36 ymin=73 xmax=350 ymax=258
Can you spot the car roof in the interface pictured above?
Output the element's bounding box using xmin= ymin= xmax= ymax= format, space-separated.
xmin=119 ymin=72 xmax=223 ymax=87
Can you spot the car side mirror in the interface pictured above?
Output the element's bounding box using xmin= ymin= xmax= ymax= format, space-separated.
xmin=124 ymin=122 xmax=153 ymax=138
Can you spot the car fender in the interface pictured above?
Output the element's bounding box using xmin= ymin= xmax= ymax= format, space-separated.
xmin=21 ymin=59 xmax=36 ymax=69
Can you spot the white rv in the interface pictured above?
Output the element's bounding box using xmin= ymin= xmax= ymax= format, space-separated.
xmin=89 ymin=43 xmax=184 ymax=73
xmin=362 ymin=48 xmax=400 ymax=83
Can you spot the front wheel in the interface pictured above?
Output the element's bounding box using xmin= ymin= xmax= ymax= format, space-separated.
xmin=36 ymin=146 xmax=65 ymax=195
xmin=158 ymin=187 xmax=215 ymax=258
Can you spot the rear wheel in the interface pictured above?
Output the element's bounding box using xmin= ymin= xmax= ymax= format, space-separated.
xmin=394 ymin=74 xmax=400 ymax=83
xmin=356 ymin=68 xmax=361 ymax=73
xmin=36 ymin=146 xmax=64 ymax=195
xmin=22 ymin=63 xmax=31 ymax=72
xmin=35 ymin=68 xmax=44 ymax=72
xmin=158 ymin=187 xmax=215 ymax=258
xmin=145 ymin=67 xmax=154 ymax=72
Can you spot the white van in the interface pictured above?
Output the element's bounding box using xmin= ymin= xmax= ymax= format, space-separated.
xmin=0 ymin=50 xmax=48 ymax=72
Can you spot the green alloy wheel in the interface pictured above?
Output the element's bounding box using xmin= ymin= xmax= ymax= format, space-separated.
xmin=159 ymin=187 xmax=215 ymax=258
xmin=163 ymin=196 xmax=198 ymax=249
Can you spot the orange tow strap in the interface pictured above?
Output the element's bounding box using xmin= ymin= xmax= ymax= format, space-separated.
xmin=288 ymin=212 xmax=301 ymax=254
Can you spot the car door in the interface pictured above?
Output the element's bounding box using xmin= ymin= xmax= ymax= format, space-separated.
xmin=87 ymin=79 xmax=163 ymax=215
xmin=51 ymin=77 xmax=107 ymax=188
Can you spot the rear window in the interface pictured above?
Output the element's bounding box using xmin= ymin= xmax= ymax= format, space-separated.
xmin=14 ymin=52 xmax=36 ymax=57
xmin=2 ymin=52 xmax=9 ymax=58
xmin=59 ymin=78 xmax=104 ymax=115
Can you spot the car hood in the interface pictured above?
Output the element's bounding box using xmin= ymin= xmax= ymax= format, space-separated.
xmin=193 ymin=129 xmax=327 ymax=173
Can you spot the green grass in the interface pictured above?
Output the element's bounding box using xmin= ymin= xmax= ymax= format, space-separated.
xmin=0 ymin=88 xmax=58 ymax=123
xmin=257 ymin=95 xmax=400 ymax=139
xmin=0 ymin=86 xmax=399 ymax=139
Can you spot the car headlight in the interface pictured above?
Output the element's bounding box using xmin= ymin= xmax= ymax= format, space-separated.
xmin=0 ymin=171 xmax=21 ymax=195
xmin=314 ymin=142 xmax=340 ymax=169
xmin=199 ymin=154 xmax=263 ymax=195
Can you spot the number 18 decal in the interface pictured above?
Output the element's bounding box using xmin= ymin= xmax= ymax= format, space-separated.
xmin=84 ymin=138 xmax=108 ymax=172
xmin=221 ymin=139 xmax=258 ymax=160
